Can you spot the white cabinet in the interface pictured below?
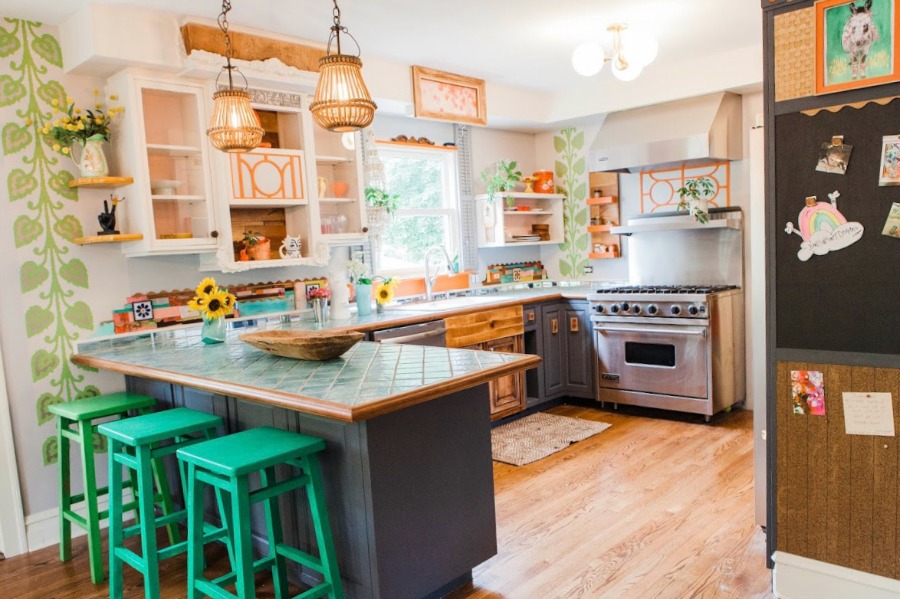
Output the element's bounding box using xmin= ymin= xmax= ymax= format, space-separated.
xmin=107 ymin=71 xmax=219 ymax=256
xmin=201 ymin=92 xmax=367 ymax=272
xmin=475 ymin=192 xmax=565 ymax=247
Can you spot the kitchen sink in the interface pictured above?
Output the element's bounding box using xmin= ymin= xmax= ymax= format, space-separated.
xmin=388 ymin=295 xmax=504 ymax=313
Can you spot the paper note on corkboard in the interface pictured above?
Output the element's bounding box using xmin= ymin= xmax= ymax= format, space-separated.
xmin=842 ymin=392 xmax=895 ymax=436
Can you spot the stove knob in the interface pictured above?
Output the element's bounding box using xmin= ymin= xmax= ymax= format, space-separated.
xmin=609 ymin=304 xmax=620 ymax=314
xmin=620 ymin=302 xmax=630 ymax=312
xmin=670 ymin=305 xmax=682 ymax=316
xmin=631 ymin=304 xmax=642 ymax=315
xmin=688 ymin=305 xmax=700 ymax=316
xmin=594 ymin=304 xmax=604 ymax=314
xmin=646 ymin=304 xmax=659 ymax=315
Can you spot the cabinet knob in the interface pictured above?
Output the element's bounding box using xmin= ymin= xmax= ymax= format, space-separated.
xmin=362 ymin=226 xmax=369 ymax=233
xmin=210 ymin=230 xmax=219 ymax=238
xmin=551 ymin=318 xmax=559 ymax=335
xmin=569 ymin=317 xmax=579 ymax=333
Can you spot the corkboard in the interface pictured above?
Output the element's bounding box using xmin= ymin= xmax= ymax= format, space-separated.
xmin=774 ymin=7 xmax=816 ymax=101
xmin=776 ymin=361 xmax=900 ymax=578
xmin=181 ymin=23 xmax=324 ymax=73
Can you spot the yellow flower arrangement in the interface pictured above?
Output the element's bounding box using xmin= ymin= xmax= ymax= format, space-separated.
xmin=374 ymin=277 xmax=397 ymax=305
xmin=188 ymin=277 xmax=237 ymax=320
xmin=40 ymin=89 xmax=123 ymax=153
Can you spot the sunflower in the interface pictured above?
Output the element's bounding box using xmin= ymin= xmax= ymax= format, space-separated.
xmin=375 ymin=281 xmax=395 ymax=305
xmin=195 ymin=277 xmax=218 ymax=298
xmin=200 ymin=290 xmax=237 ymax=320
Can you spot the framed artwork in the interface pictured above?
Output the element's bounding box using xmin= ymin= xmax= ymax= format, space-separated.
xmin=816 ymin=0 xmax=900 ymax=94
xmin=411 ymin=66 xmax=487 ymax=126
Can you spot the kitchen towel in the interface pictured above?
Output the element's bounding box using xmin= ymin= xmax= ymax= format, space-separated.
xmin=491 ymin=412 xmax=611 ymax=466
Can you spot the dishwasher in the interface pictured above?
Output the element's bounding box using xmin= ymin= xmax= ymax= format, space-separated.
xmin=370 ymin=320 xmax=447 ymax=346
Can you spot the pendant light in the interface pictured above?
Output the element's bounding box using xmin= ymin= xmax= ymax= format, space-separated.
xmin=206 ymin=0 xmax=264 ymax=152
xmin=309 ymin=0 xmax=377 ymax=132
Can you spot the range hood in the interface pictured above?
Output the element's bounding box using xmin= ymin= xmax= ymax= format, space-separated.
xmin=589 ymin=92 xmax=742 ymax=172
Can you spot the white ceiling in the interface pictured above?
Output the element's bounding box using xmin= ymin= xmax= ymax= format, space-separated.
xmin=4 ymin=0 xmax=763 ymax=96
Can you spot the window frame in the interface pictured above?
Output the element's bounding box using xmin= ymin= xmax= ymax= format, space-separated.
xmin=374 ymin=142 xmax=461 ymax=278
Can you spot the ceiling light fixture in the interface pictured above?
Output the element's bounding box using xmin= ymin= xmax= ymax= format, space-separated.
xmin=309 ymin=0 xmax=377 ymax=132
xmin=572 ymin=24 xmax=658 ymax=82
xmin=206 ymin=0 xmax=264 ymax=152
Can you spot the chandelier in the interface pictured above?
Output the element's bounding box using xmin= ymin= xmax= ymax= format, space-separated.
xmin=206 ymin=0 xmax=264 ymax=152
xmin=572 ymin=24 xmax=658 ymax=82
xmin=309 ymin=0 xmax=377 ymax=132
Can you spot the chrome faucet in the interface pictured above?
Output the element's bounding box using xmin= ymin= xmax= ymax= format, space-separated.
xmin=423 ymin=245 xmax=454 ymax=301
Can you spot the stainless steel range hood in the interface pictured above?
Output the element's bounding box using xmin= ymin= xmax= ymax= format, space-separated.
xmin=589 ymin=92 xmax=742 ymax=172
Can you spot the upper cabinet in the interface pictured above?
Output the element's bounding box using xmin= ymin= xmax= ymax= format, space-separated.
xmin=201 ymin=92 xmax=366 ymax=272
xmin=474 ymin=192 xmax=565 ymax=247
xmin=107 ymin=71 xmax=219 ymax=256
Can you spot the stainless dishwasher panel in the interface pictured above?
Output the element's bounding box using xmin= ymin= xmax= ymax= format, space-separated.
xmin=371 ymin=320 xmax=447 ymax=346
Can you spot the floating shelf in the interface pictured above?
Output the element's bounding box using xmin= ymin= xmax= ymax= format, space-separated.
xmin=376 ymin=139 xmax=458 ymax=151
xmin=588 ymin=251 xmax=620 ymax=260
xmin=612 ymin=218 xmax=742 ymax=235
xmin=74 ymin=233 xmax=144 ymax=245
xmin=587 ymin=224 xmax=614 ymax=233
xmin=503 ymin=210 xmax=555 ymax=215
xmin=319 ymin=197 xmax=357 ymax=204
xmin=315 ymin=154 xmax=352 ymax=164
xmin=587 ymin=196 xmax=616 ymax=206
xmin=68 ymin=176 xmax=133 ymax=188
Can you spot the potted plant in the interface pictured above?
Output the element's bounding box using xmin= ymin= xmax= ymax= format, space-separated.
xmin=242 ymin=230 xmax=270 ymax=260
xmin=364 ymin=186 xmax=400 ymax=234
xmin=676 ymin=177 xmax=714 ymax=224
xmin=481 ymin=159 xmax=523 ymax=208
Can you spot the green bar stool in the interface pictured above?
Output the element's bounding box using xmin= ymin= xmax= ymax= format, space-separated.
xmin=177 ymin=427 xmax=344 ymax=599
xmin=48 ymin=391 xmax=159 ymax=584
xmin=99 ymin=407 xmax=232 ymax=599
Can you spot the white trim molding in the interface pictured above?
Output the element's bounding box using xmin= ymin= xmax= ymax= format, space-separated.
xmin=0 ymin=337 xmax=27 ymax=557
xmin=25 ymin=490 xmax=133 ymax=552
xmin=773 ymin=551 xmax=900 ymax=599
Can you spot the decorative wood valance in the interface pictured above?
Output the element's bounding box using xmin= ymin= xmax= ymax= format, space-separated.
xmin=180 ymin=23 xmax=325 ymax=73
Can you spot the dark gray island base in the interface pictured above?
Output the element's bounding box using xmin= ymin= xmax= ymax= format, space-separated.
xmin=126 ymin=376 xmax=495 ymax=599
xmin=73 ymin=332 xmax=541 ymax=599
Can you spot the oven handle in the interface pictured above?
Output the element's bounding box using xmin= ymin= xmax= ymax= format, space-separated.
xmin=593 ymin=325 xmax=707 ymax=337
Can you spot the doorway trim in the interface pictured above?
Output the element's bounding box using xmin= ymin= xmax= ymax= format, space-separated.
xmin=0 ymin=335 xmax=28 ymax=556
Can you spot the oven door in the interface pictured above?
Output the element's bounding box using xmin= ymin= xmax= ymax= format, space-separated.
xmin=594 ymin=322 xmax=708 ymax=399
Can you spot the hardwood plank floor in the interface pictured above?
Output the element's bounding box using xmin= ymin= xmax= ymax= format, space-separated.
xmin=448 ymin=404 xmax=773 ymax=599
xmin=0 ymin=404 xmax=772 ymax=598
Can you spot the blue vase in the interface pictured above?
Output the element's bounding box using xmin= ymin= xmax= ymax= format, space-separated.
xmin=355 ymin=284 xmax=372 ymax=316
xmin=200 ymin=315 xmax=226 ymax=344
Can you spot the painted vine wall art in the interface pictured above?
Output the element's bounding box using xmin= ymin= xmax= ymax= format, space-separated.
xmin=554 ymin=128 xmax=589 ymax=279
xmin=0 ymin=19 xmax=102 ymax=465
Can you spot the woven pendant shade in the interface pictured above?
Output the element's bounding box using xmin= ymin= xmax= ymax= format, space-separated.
xmin=310 ymin=54 xmax=377 ymax=132
xmin=207 ymin=89 xmax=264 ymax=153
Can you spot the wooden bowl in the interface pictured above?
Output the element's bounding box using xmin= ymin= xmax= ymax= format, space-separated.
xmin=240 ymin=329 xmax=364 ymax=361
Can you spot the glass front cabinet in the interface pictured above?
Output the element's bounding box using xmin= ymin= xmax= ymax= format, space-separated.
xmin=107 ymin=70 xmax=219 ymax=256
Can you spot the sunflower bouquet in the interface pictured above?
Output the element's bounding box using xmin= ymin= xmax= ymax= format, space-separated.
xmin=40 ymin=89 xmax=123 ymax=154
xmin=373 ymin=276 xmax=398 ymax=308
xmin=188 ymin=277 xmax=237 ymax=320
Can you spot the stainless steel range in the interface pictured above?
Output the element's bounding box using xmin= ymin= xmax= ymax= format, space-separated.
xmin=589 ymin=208 xmax=746 ymax=420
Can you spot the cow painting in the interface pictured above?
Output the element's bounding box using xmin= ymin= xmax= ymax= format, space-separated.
xmin=842 ymin=0 xmax=880 ymax=79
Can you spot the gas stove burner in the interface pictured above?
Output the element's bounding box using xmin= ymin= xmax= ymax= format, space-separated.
xmin=592 ymin=284 xmax=739 ymax=295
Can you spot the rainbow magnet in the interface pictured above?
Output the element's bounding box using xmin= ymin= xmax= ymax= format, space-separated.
xmin=784 ymin=191 xmax=863 ymax=261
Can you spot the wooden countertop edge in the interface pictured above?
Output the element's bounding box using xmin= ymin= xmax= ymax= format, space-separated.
xmin=72 ymin=352 xmax=542 ymax=423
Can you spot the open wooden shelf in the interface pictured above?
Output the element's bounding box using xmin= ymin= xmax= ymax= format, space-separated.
xmin=587 ymin=196 xmax=616 ymax=206
xmin=588 ymin=251 xmax=620 ymax=260
xmin=587 ymin=224 xmax=613 ymax=233
xmin=68 ymin=176 xmax=133 ymax=188
xmin=376 ymin=139 xmax=458 ymax=151
xmin=74 ymin=233 xmax=144 ymax=245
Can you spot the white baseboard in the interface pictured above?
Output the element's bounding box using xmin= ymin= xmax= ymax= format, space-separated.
xmin=25 ymin=491 xmax=134 ymax=552
xmin=773 ymin=551 xmax=900 ymax=599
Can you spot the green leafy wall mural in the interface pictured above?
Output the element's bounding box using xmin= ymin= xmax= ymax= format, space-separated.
xmin=1 ymin=19 xmax=101 ymax=465
xmin=554 ymin=128 xmax=588 ymax=279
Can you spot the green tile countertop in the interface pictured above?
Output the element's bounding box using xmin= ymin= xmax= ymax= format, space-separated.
xmin=72 ymin=327 xmax=541 ymax=422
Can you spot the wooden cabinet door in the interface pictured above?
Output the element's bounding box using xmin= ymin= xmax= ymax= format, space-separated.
xmin=541 ymin=303 xmax=565 ymax=399
xmin=484 ymin=336 xmax=525 ymax=421
xmin=563 ymin=301 xmax=595 ymax=398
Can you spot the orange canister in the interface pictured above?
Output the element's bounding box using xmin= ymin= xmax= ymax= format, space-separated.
xmin=533 ymin=170 xmax=554 ymax=194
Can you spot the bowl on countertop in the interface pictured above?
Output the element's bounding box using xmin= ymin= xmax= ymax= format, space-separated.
xmin=240 ymin=329 xmax=364 ymax=361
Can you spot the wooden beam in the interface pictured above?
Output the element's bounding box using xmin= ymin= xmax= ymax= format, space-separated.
xmin=180 ymin=23 xmax=324 ymax=73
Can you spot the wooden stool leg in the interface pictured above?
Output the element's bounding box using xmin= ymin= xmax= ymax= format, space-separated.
xmin=57 ymin=416 xmax=72 ymax=563
xmin=231 ymin=475 xmax=256 ymax=599
xmin=260 ymin=466 xmax=288 ymax=597
xmin=136 ymin=445 xmax=161 ymax=599
xmin=186 ymin=463 xmax=206 ymax=599
xmin=78 ymin=420 xmax=104 ymax=584
xmin=303 ymin=456 xmax=344 ymax=599
xmin=108 ymin=439 xmax=125 ymax=599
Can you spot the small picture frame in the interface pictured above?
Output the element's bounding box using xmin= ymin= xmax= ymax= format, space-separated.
xmin=411 ymin=66 xmax=487 ymax=126
xmin=879 ymin=134 xmax=900 ymax=185
xmin=815 ymin=0 xmax=900 ymax=95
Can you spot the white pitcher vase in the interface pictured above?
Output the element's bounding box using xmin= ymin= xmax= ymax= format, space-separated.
xmin=71 ymin=134 xmax=109 ymax=178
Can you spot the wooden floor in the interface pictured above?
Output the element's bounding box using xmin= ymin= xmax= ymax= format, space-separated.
xmin=0 ymin=404 xmax=772 ymax=598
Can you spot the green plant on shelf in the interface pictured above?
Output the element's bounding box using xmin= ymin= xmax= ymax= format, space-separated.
xmin=481 ymin=159 xmax=522 ymax=208
xmin=364 ymin=186 xmax=400 ymax=215
xmin=676 ymin=177 xmax=714 ymax=224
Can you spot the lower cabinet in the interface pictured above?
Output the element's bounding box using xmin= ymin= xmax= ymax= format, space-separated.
xmin=446 ymin=306 xmax=526 ymax=421
xmin=540 ymin=300 xmax=595 ymax=401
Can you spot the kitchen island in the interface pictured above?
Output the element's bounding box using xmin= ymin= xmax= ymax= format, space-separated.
xmin=73 ymin=327 xmax=540 ymax=599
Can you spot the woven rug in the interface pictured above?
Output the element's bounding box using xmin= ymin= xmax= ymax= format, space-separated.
xmin=491 ymin=412 xmax=611 ymax=466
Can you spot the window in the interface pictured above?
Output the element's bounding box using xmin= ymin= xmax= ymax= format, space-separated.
xmin=376 ymin=144 xmax=460 ymax=276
